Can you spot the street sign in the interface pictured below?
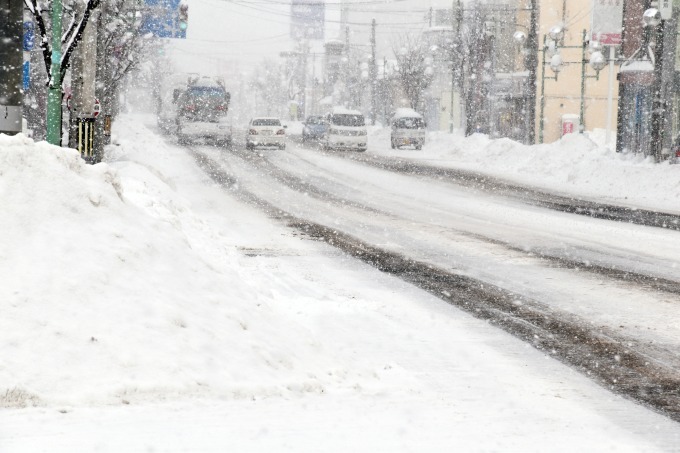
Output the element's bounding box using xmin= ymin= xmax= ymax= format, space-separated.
xmin=23 ymin=21 xmax=34 ymax=51
xmin=591 ymin=0 xmax=623 ymax=45
xmin=660 ymin=0 xmax=672 ymax=20
xmin=140 ymin=0 xmax=187 ymax=39
xmin=22 ymin=61 xmax=30 ymax=90
xmin=66 ymin=95 xmax=101 ymax=118
xmin=291 ymin=1 xmax=325 ymax=40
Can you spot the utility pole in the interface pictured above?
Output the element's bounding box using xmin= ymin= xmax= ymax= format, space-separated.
xmin=524 ymin=0 xmax=538 ymax=145
xmin=301 ymin=41 xmax=308 ymax=120
xmin=341 ymin=0 xmax=349 ymax=34
xmin=650 ymin=17 xmax=664 ymax=160
xmin=69 ymin=1 xmax=98 ymax=159
xmin=46 ymin=0 xmax=63 ymax=145
xmin=450 ymin=0 xmax=461 ymax=133
xmin=94 ymin=8 xmax=110 ymax=161
xmin=0 ymin=0 xmax=24 ymax=135
xmin=370 ymin=18 xmax=377 ymax=125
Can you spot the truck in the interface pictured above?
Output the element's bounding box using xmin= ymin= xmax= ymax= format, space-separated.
xmin=156 ymin=74 xmax=232 ymax=147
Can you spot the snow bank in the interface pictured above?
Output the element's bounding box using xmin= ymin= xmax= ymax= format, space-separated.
xmin=375 ymin=130 xmax=680 ymax=213
xmin=0 ymin=133 xmax=397 ymax=408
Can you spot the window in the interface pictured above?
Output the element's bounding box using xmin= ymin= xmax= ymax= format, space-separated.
xmin=252 ymin=119 xmax=282 ymax=126
xmin=187 ymin=87 xmax=227 ymax=99
xmin=331 ymin=114 xmax=365 ymax=127
xmin=395 ymin=118 xmax=425 ymax=129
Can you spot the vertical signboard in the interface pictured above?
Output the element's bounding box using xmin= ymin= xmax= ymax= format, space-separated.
xmin=23 ymin=17 xmax=34 ymax=90
xmin=591 ymin=0 xmax=623 ymax=45
xmin=291 ymin=1 xmax=325 ymax=41
xmin=659 ymin=0 xmax=672 ymax=19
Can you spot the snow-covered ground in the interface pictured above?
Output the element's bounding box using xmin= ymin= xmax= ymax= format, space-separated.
xmin=1 ymin=116 xmax=679 ymax=451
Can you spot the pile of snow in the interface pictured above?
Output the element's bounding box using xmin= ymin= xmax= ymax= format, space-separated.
xmin=374 ymin=130 xmax=680 ymax=213
xmin=0 ymin=132 xmax=402 ymax=408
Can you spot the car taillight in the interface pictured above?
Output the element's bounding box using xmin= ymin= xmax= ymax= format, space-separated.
xmin=216 ymin=104 xmax=226 ymax=111
xmin=276 ymin=129 xmax=285 ymax=135
xmin=249 ymin=129 xmax=258 ymax=135
xmin=185 ymin=104 xmax=196 ymax=111
xmin=676 ymin=148 xmax=680 ymax=157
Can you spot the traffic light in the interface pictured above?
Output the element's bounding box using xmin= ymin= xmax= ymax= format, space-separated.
xmin=178 ymin=3 xmax=188 ymax=34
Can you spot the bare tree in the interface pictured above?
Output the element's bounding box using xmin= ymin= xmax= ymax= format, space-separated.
xmin=23 ymin=0 xmax=102 ymax=87
xmin=96 ymin=0 xmax=152 ymax=119
xmin=392 ymin=35 xmax=433 ymax=112
xmin=249 ymin=59 xmax=288 ymax=117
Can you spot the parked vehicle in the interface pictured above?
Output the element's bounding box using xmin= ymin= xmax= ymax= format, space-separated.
xmin=390 ymin=108 xmax=426 ymax=150
xmin=246 ymin=117 xmax=287 ymax=150
xmin=175 ymin=76 xmax=232 ymax=146
xmin=302 ymin=116 xmax=328 ymax=142
xmin=321 ymin=107 xmax=367 ymax=152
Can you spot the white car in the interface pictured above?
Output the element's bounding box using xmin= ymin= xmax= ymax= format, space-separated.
xmin=390 ymin=108 xmax=426 ymax=150
xmin=321 ymin=107 xmax=367 ymax=152
xmin=246 ymin=117 xmax=287 ymax=150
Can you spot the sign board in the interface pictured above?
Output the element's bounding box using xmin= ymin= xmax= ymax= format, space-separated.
xmin=660 ymin=0 xmax=672 ymax=19
xmin=291 ymin=1 xmax=325 ymax=40
xmin=66 ymin=95 xmax=101 ymax=118
xmin=22 ymin=61 xmax=30 ymax=90
xmin=23 ymin=21 xmax=34 ymax=51
xmin=591 ymin=0 xmax=623 ymax=45
xmin=140 ymin=0 xmax=187 ymax=39
xmin=561 ymin=114 xmax=579 ymax=137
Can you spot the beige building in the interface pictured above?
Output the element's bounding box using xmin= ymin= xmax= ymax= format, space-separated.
xmin=536 ymin=0 xmax=620 ymax=143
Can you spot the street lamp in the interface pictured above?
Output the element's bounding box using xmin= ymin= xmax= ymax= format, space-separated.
xmin=513 ymin=31 xmax=527 ymax=46
xmin=538 ymin=28 xmax=607 ymax=142
xmin=642 ymin=8 xmax=661 ymax=28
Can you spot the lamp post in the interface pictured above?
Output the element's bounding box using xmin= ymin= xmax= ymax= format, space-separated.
xmin=537 ymin=25 xmax=564 ymax=143
xmin=580 ymin=30 xmax=606 ymax=133
xmin=538 ymin=27 xmax=606 ymax=143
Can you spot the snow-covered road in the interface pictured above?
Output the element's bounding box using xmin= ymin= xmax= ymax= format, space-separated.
xmin=2 ymin=114 xmax=679 ymax=451
xmin=197 ymin=134 xmax=680 ymax=369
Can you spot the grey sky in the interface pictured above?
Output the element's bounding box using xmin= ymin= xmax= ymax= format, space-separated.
xmin=168 ymin=0 xmax=456 ymax=75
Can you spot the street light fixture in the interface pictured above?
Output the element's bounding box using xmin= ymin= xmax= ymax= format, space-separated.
xmin=549 ymin=54 xmax=563 ymax=72
xmin=513 ymin=31 xmax=527 ymax=46
xmin=548 ymin=24 xmax=564 ymax=41
xmin=643 ymin=8 xmax=661 ymax=28
xmin=589 ymin=51 xmax=606 ymax=72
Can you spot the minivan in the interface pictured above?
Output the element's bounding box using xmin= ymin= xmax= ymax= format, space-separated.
xmin=322 ymin=107 xmax=368 ymax=152
xmin=390 ymin=108 xmax=426 ymax=150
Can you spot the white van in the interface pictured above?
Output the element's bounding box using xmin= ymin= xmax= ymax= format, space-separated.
xmin=390 ymin=108 xmax=426 ymax=150
xmin=322 ymin=107 xmax=368 ymax=152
